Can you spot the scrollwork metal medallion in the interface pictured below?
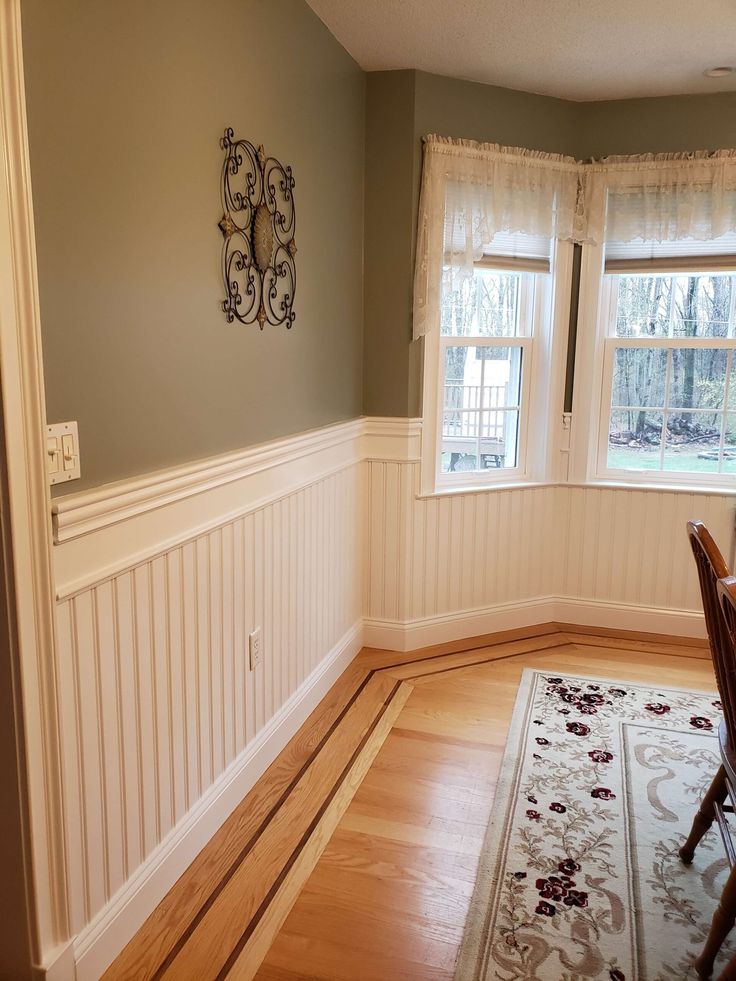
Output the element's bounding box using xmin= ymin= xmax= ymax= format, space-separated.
xmin=218 ymin=128 xmax=296 ymax=329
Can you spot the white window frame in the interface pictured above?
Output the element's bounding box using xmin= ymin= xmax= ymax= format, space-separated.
xmin=571 ymin=245 xmax=736 ymax=490
xmin=420 ymin=240 xmax=573 ymax=495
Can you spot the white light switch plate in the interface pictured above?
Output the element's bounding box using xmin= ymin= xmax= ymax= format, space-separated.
xmin=46 ymin=421 xmax=80 ymax=485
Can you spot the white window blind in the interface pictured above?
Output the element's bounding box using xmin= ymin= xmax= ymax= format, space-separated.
xmin=605 ymin=231 xmax=736 ymax=273
xmin=604 ymin=187 xmax=736 ymax=272
xmin=476 ymin=229 xmax=551 ymax=273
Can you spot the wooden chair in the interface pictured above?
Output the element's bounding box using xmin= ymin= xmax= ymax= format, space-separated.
xmin=679 ymin=521 xmax=736 ymax=979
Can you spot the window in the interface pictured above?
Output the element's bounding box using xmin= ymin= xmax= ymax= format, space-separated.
xmin=415 ymin=139 xmax=580 ymax=495
xmin=416 ymin=135 xmax=736 ymax=494
xmin=600 ymin=271 xmax=736 ymax=481
xmin=437 ymin=263 xmax=541 ymax=486
xmin=575 ymin=230 xmax=736 ymax=489
xmin=421 ymin=230 xmax=571 ymax=493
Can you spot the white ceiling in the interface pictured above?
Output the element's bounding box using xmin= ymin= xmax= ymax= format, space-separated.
xmin=305 ymin=0 xmax=736 ymax=102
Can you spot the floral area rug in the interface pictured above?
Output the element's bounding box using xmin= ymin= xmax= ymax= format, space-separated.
xmin=455 ymin=668 xmax=734 ymax=980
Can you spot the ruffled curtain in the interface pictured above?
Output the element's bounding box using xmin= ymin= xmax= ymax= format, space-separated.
xmin=413 ymin=135 xmax=583 ymax=338
xmin=584 ymin=150 xmax=736 ymax=247
xmin=413 ymin=139 xmax=736 ymax=340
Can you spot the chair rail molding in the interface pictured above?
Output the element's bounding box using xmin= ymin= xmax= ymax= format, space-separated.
xmin=0 ymin=0 xmax=72 ymax=975
xmin=51 ymin=417 xmax=422 ymax=600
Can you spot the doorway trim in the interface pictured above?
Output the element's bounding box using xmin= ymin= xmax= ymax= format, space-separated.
xmin=0 ymin=0 xmax=71 ymax=975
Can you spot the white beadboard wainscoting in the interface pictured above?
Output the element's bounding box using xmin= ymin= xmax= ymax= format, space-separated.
xmin=46 ymin=416 xmax=734 ymax=978
xmin=363 ymin=458 xmax=736 ymax=649
xmin=49 ymin=419 xmax=384 ymax=980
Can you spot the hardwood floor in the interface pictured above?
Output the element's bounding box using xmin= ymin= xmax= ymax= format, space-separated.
xmin=106 ymin=626 xmax=713 ymax=981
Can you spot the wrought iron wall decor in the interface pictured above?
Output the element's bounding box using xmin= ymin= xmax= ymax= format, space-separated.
xmin=218 ymin=128 xmax=296 ymax=328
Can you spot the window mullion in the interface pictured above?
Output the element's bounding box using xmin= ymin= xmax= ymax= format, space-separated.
xmin=667 ymin=276 xmax=676 ymax=340
xmin=720 ymin=350 xmax=733 ymax=472
xmin=660 ymin=348 xmax=674 ymax=470
xmin=477 ymin=343 xmax=485 ymax=467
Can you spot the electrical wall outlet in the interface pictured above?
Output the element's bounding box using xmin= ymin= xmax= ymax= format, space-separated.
xmin=249 ymin=627 xmax=262 ymax=670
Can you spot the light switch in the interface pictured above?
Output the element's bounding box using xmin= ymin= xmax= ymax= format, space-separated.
xmin=46 ymin=436 xmax=60 ymax=475
xmin=61 ymin=434 xmax=75 ymax=470
xmin=46 ymin=422 xmax=80 ymax=485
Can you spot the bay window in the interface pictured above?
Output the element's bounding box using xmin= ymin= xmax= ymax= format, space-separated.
xmin=414 ymin=137 xmax=579 ymax=494
xmin=572 ymin=156 xmax=736 ymax=490
xmin=436 ymin=245 xmax=551 ymax=485
xmin=416 ymin=139 xmax=736 ymax=493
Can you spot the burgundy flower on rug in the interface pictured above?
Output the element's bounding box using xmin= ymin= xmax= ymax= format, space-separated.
xmin=454 ymin=669 xmax=734 ymax=980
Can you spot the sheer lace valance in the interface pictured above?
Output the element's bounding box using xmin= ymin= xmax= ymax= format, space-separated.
xmin=584 ymin=151 xmax=736 ymax=248
xmin=414 ymin=138 xmax=736 ymax=339
xmin=413 ymin=135 xmax=583 ymax=338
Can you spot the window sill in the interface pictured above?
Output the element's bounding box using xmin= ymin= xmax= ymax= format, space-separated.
xmin=417 ymin=478 xmax=736 ymax=500
xmin=417 ymin=480 xmax=551 ymax=500
xmin=571 ymin=478 xmax=736 ymax=497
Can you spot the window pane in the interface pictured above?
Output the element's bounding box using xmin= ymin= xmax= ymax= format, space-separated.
xmin=441 ymin=269 xmax=521 ymax=337
xmin=441 ymin=345 xmax=523 ymax=474
xmin=729 ymin=358 xmax=736 ymax=412
xmin=443 ymin=345 xmax=522 ymax=410
xmin=483 ymin=410 xmax=520 ymax=468
xmin=607 ymin=410 xmax=662 ymax=470
xmin=663 ymin=410 xmax=721 ymax=473
xmin=725 ymin=415 xmax=736 ymax=473
xmin=668 ymin=348 xmax=730 ymax=410
xmin=611 ymin=348 xmax=667 ymax=408
xmin=440 ymin=411 xmax=479 ymax=473
xmin=614 ymin=274 xmax=735 ymax=339
xmin=615 ymin=276 xmax=673 ymax=337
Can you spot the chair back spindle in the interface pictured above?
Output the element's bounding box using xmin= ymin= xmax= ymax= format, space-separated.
xmin=687 ymin=520 xmax=736 ymax=749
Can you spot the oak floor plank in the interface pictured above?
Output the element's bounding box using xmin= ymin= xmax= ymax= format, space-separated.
xmin=107 ymin=629 xmax=715 ymax=981
xmin=256 ymin=641 xmax=715 ymax=980
xmin=163 ymin=675 xmax=401 ymax=980
xmin=103 ymin=660 xmax=377 ymax=980
xmin=227 ymin=683 xmax=414 ymax=980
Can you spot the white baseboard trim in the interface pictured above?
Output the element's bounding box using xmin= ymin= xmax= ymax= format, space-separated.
xmin=363 ymin=597 xmax=706 ymax=651
xmin=554 ymin=597 xmax=706 ymax=639
xmin=33 ymin=940 xmax=76 ymax=981
xmin=71 ymin=620 xmax=363 ymax=981
xmin=363 ymin=597 xmax=560 ymax=652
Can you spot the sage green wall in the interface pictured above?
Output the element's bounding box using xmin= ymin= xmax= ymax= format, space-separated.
xmin=22 ymin=0 xmax=365 ymax=493
xmin=412 ymin=71 xmax=583 ymax=158
xmin=363 ymin=70 xmax=736 ymax=418
xmin=580 ymin=92 xmax=736 ymax=158
xmin=363 ymin=71 xmax=416 ymax=417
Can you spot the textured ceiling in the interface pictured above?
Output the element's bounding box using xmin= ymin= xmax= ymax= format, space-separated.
xmin=305 ymin=0 xmax=736 ymax=101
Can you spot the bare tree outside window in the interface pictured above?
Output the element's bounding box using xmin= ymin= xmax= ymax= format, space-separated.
xmin=606 ymin=273 xmax=736 ymax=475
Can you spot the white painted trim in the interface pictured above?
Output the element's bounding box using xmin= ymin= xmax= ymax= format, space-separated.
xmin=70 ymin=620 xmax=363 ymax=981
xmin=33 ymin=940 xmax=75 ymax=981
xmin=364 ymin=596 xmax=706 ymax=651
xmin=52 ymin=416 xmax=423 ymax=547
xmin=569 ymin=241 xmax=605 ymax=484
xmin=0 ymin=0 xmax=69 ymax=970
xmin=364 ymin=597 xmax=559 ymax=651
xmin=52 ymin=417 xmax=421 ymax=600
xmin=52 ymin=418 xmax=363 ymax=544
xmin=554 ymin=597 xmax=705 ymax=639
xmin=362 ymin=415 xmax=422 ymax=461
